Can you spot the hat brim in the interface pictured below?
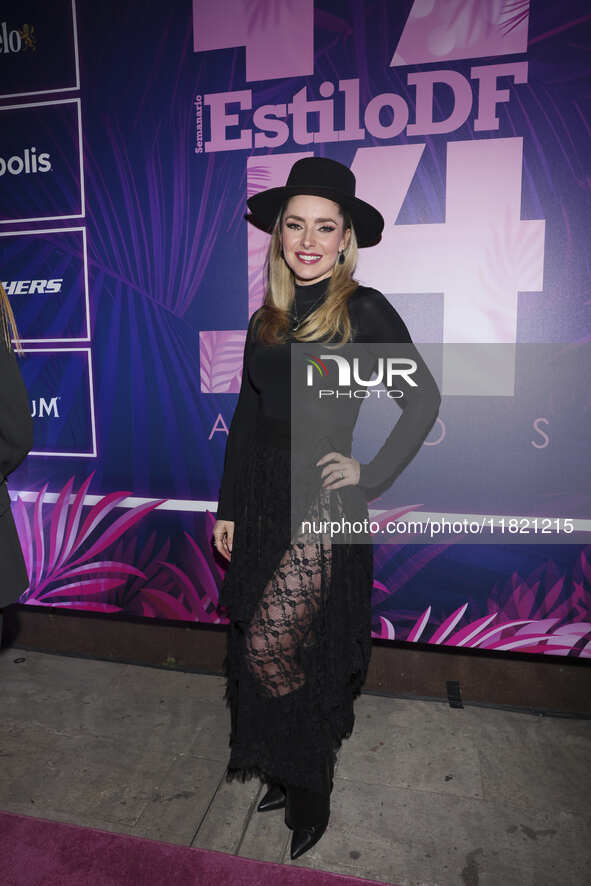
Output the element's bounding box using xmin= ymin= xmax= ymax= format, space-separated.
xmin=246 ymin=185 xmax=384 ymax=248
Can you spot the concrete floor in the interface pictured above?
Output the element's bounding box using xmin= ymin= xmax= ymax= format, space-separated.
xmin=0 ymin=647 xmax=589 ymax=886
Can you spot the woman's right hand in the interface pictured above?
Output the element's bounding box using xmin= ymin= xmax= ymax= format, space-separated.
xmin=213 ymin=519 xmax=234 ymax=562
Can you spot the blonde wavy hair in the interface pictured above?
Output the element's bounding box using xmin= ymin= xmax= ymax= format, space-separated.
xmin=253 ymin=200 xmax=360 ymax=347
xmin=0 ymin=281 xmax=24 ymax=355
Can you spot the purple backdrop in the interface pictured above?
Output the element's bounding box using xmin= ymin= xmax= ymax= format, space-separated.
xmin=1 ymin=0 xmax=590 ymax=659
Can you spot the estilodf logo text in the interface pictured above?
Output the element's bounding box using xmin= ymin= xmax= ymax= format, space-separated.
xmin=305 ymin=353 xmax=418 ymax=399
xmin=0 ymin=147 xmax=51 ymax=176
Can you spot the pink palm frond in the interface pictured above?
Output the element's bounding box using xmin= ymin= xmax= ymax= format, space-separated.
xmin=40 ymin=577 xmax=129 ymax=600
xmin=65 ymin=498 xmax=164 ymax=570
xmin=32 ymin=601 xmax=123 ymax=612
xmin=12 ymin=495 xmax=33 ymax=579
xmin=54 ymin=472 xmax=97 ymax=570
xmin=155 ymin=561 xmax=210 ymax=621
xmin=375 ymin=541 xmax=591 ymax=657
xmin=50 ymin=561 xmax=146 ymax=583
xmin=17 ymin=474 xmax=166 ymax=602
xmin=47 ymin=476 xmax=75 ymax=573
xmin=139 ymin=588 xmax=194 ymax=620
xmin=430 ymin=603 xmax=470 ymax=644
xmin=374 ymin=616 xmax=395 ymax=640
xmin=142 ymin=513 xmax=231 ymax=623
xmin=32 ymin=482 xmax=49 ymax=587
xmin=406 ymin=606 xmax=432 ymax=642
xmin=500 ymin=0 xmax=530 ymax=36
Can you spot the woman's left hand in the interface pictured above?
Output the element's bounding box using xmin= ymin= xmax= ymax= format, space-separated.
xmin=316 ymin=452 xmax=360 ymax=490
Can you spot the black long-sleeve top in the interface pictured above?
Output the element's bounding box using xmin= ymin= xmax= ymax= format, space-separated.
xmin=0 ymin=342 xmax=34 ymax=518
xmin=217 ymin=276 xmax=441 ymax=521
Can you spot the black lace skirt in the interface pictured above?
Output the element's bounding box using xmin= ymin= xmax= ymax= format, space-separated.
xmin=217 ymin=412 xmax=374 ymax=794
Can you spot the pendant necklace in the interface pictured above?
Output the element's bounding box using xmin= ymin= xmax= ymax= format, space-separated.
xmin=291 ymin=288 xmax=327 ymax=332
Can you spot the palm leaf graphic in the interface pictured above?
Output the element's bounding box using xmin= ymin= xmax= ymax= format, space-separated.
xmin=13 ymin=473 xmax=165 ymax=601
xmin=371 ymin=540 xmax=591 ymax=656
xmin=12 ymin=475 xmax=590 ymax=657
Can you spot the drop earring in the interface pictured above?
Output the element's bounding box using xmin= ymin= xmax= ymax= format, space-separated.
xmin=338 ymin=250 xmax=345 ymax=264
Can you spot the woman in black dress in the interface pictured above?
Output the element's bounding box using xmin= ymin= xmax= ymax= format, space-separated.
xmin=212 ymin=157 xmax=441 ymax=859
xmin=0 ymin=283 xmax=34 ymax=648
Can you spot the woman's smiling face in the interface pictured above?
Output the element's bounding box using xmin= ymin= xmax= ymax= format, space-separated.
xmin=281 ymin=194 xmax=351 ymax=285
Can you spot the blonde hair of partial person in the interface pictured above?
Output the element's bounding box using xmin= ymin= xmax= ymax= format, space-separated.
xmin=0 ymin=281 xmax=24 ymax=355
xmin=253 ymin=203 xmax=360 ymax=347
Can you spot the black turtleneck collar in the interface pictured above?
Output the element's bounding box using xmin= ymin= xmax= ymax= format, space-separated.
xmin=293 ymin=274 xmax=331 ymax=300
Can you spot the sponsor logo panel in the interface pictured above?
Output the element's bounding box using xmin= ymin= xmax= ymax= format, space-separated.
xmin=0 ymin=227 xmax=89 ymax=341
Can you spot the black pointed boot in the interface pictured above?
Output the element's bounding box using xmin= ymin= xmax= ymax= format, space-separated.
xmin=285 ymin=755 xmax=334 ymax=859
xmin=257 ymin=781 xmax=286 ymax=812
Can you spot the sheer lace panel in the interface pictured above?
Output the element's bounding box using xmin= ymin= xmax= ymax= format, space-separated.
xmin=244 ymin=486 xmax=336 ymax=698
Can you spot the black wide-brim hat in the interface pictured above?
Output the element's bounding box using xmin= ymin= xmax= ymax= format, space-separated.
xmin=246 ymin=157 xmax=384 ymax=248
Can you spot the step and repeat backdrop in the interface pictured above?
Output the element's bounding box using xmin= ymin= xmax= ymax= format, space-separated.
xmin=2 ymin=0 xmax=590 ymax=658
